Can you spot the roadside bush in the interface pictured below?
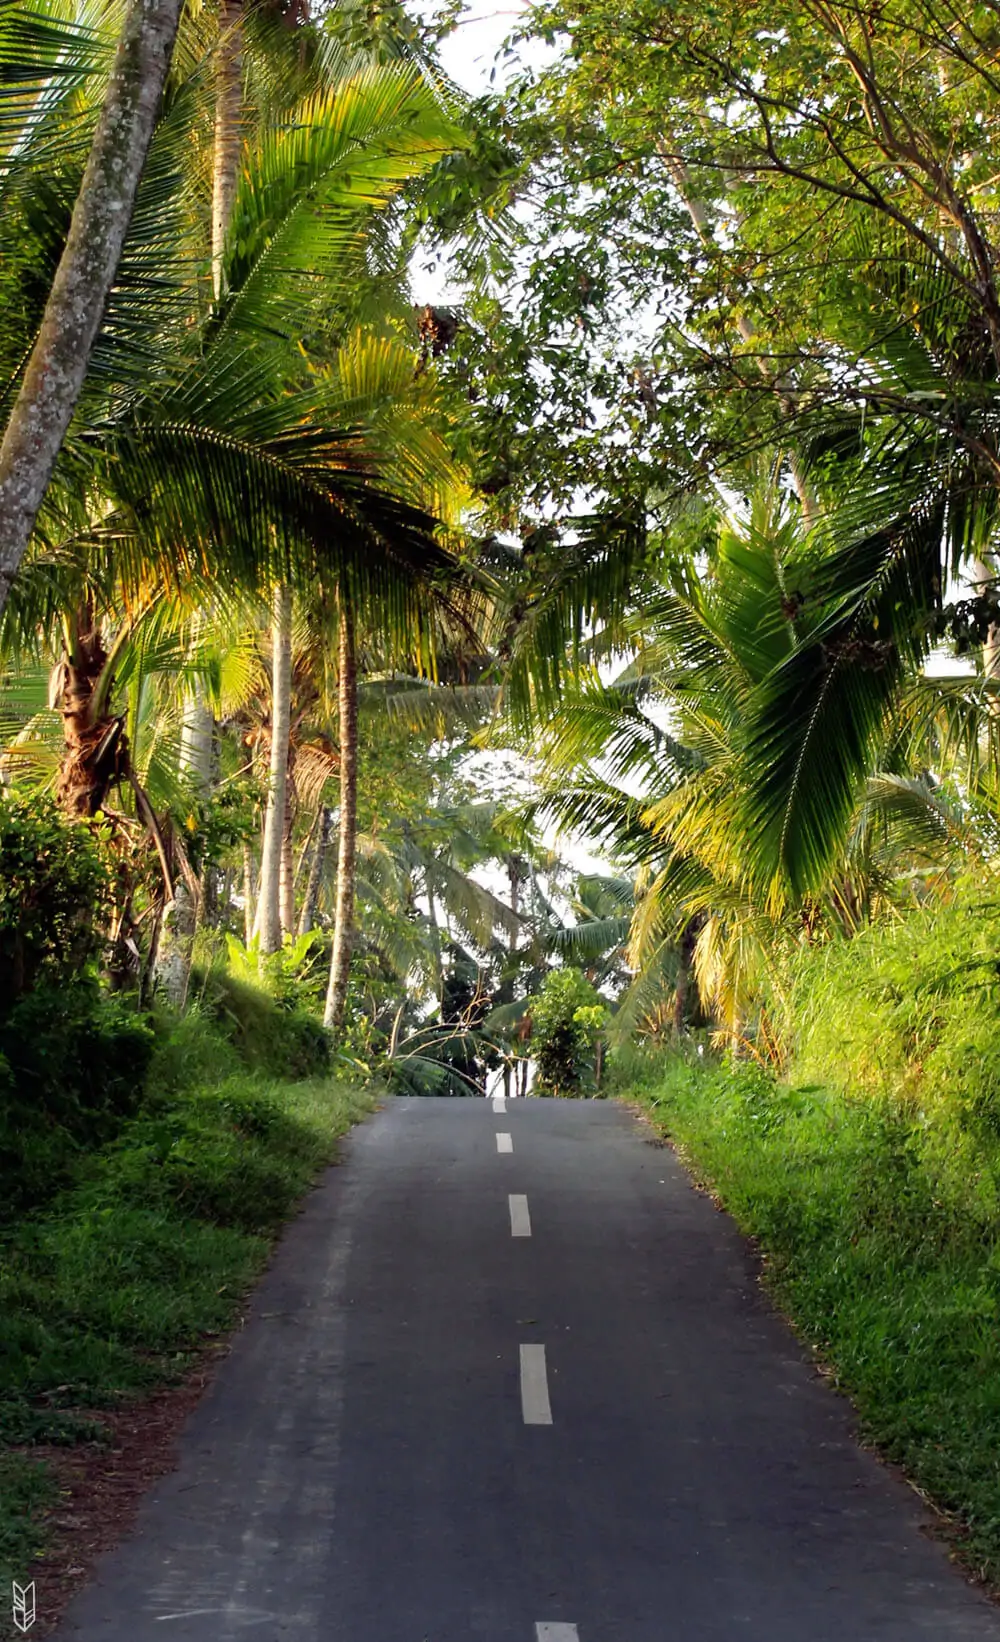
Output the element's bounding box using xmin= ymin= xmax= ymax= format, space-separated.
xmin=790 ymin=890 xmax=1000 ymax=1121
xmin=0 ymin=984 xmax=154 ymax=1220
xmin=528 ymin=966 xmax=607 ymax=1096
xmin=73 ymin=1078 xmax=322 ymax=1233
xmin=621 ymin=895 xmax=1000 ymax=1588
xmin=0 ymin=956 xmax=332 ymax=1224
xmin=0 ymin=1063 xmax=373 ymax=1622
xmin=191 ymin=968 xmax=330 ymax=1079
xmin=0 ymin=1072 xmax=371 ymax=1416
xmin=0 ymin=793 xmax=111 ymax=1005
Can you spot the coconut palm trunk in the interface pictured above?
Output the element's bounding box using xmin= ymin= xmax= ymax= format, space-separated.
xmin=299 ymin=805 xmax=333 ymax=935
xmin=426 ymin=879 xmax=443 ymax=1004
xmin=0 ymin=0 xmax=185 ymax=614
xmin=323 ymin=601 xmax=358 ymax=1033
xmin=211 ymin=0 xmax=243 ymax=299
xmin=178 ymin=1 xmax=243 ymax=785
xmin=179 ymin=692 xmax=215 ymax=788
xmin=54 ymin=602 xmax=127 ymax=818
xmin=280 ymin=807 xmax=296 ymax=934
xmin=971 ymin=557 xmax=1000 ymax=691
xmin=254 ymin=582 xmax=293 ymax=953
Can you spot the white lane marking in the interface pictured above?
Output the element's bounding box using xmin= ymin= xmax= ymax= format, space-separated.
xmin=536 ymin=1625 xmax=579 ymax=1641
xmin=155 ymin=1616 xmax=276 ymax=1627
xmin=156 ymin=1615 xmax=225 ymax=1624
xmin=492 ymin=1094 xmax=506 ymax=1113
xmin=520 ymin=1344 xmax=553 ymax=1425
xmin=509 ymin=1194 xmax=531 ymax=1237
xmin=496 ymin=1132 xmax=514 ymax=1154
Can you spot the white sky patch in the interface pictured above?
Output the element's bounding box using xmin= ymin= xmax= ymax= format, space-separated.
xmin=437 ymin=2 xmax=528 ymax=93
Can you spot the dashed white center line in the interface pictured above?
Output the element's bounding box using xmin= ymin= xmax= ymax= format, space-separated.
xmin=492 ymin=1094 xmax=506 ymax=1113
xmin=535 ymin=1624 xmax=579 ymax=1641
xmin=520 ymin=1343 xmax=553 ymax=1425
xmin=496 ymin=1132 xmax=514 ymax=1154
xmin=509 ymin=1194 xmax=531 ymax=1237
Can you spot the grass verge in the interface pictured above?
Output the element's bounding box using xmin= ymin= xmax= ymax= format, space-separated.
xmin=0 ymin=1045 xmax=373 ymax=1638
xmin=620 ymin=1047 xmax=1000 ymax=1587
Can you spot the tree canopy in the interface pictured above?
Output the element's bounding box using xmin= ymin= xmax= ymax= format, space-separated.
xmin=3 ymin=0 xmax=1000 ymax=1074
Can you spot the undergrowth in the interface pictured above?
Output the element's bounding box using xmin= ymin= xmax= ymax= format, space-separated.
xmin=0 ymin=1006 xmax=374 ymax=1637
xmin=618 ymin=1042 xmax=1000 ymax=1586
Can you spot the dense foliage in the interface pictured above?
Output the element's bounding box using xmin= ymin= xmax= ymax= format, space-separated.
xmin=0 ymin=793 xmax=111 ymax=1000
xmin=527 ymin=965 xmax=606 ymax=1097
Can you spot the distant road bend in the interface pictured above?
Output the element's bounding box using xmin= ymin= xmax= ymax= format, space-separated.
xmin=54 ymin=1097 xmax=1000 ymax=1640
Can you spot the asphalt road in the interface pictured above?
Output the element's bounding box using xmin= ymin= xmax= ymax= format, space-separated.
xmin=51 ymin=1096 xmax=1000 ymax=1641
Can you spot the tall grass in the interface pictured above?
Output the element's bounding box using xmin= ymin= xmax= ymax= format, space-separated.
xmin=0 ymin=1002 xmax=374 ymax=1636
xmin=616 ymin=894 xmax=1000 ymax=1584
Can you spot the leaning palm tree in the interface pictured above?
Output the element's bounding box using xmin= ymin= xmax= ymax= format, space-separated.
xmin=3 ymin=50 xmax=467 ymax=997
xmin=0 ymin=0 xmax=187 ymax=603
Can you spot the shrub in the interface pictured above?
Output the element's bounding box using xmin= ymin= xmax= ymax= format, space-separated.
xmin=191 ymin=968 xmax=330 ymax=1079
xmin=626 ymin=1041 xmax=1000 ymax=1585
xmin=0 ymin=984 xmax=154 ymax=1219
xmin=789 ymin=890 xmax=1000 ymax=1136
xmin=528 ymin=966 xmax=607 ymax=1097
xmin=0 ymin=793 xmax=111 ymax=1006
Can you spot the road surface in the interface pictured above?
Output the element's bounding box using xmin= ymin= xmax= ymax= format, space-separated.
xmin=51 ymin=1096 xmax=1000 ymax=1640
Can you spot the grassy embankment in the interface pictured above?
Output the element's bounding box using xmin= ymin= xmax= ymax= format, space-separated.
xmin=614 ymin=894 xmax=1000 ymax=1585
xmin=0 ymin=974 xmax=373 ymax=1631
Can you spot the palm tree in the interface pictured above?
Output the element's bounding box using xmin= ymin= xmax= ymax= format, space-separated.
xmin=528 ymin=486 xmax=978 ymax=1050
xmin=0 ymin=0 xmax=186 ymax=605
xmin=2 ymin=41 xmax=467 ymax=987
xmin=254 ymin=582 xmax=293 ymax=952
xmin=324 ymin=598 xmax=358 ymax=1026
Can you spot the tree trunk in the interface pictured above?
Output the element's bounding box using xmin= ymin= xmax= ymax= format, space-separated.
xmin=178 ymin=605 xmax=215 ymax=798
xmin=298 ymin=805 xmax=333 ymax=935
xmin=218 ymin=865 xmax=232 ymax=924
xmin=0 ymin=0 xmax=184 ymax=615
xmin=280 ymin=806 xmax=295 ymax=935
xmin=673 ymin=917 xmax=700 ymax=1035
xmin=253 ymin=582 xmax=292 ymax=954
xmin=426 ymin=879 xmax=443 ymax=1004
xmin=54 ymin=603 xmax=127 ymax=817
xmin=243 ymin=840 xmax=255 ymax=946
xmin=295 ymin=806 xmax=320 ymax=895
xmin=176 ymin=6 xmax=243 ymax=774
xmin=323 ymin=602 xmax=358 ymax=1033
xmin=971 ymin=557 xmax=1000 ymax=690
xmin=211 ymin=0 xmax=243 ymax=299
xmin=153 ymin=878 xmax=196 ymax=1008
xmin=179 ymin=687 xmax=215 ymax=791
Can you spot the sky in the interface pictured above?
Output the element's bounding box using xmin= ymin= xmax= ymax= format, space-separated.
xmin=437 ymin=3 xmax=527 ymax=93
xmin=410 ymin=0 xmax=533 ymax=310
